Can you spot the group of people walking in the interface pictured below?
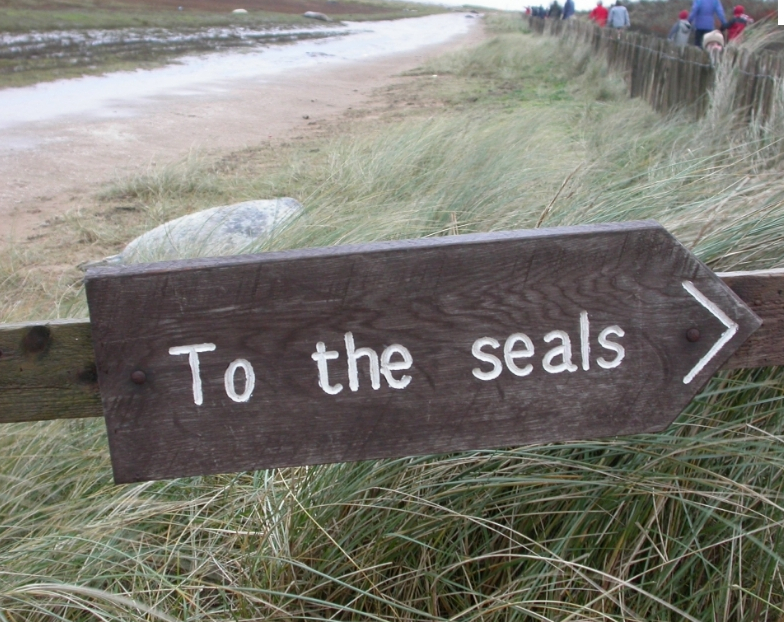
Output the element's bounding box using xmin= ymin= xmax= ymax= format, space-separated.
xmin=528 ymin=0 xmax=754 ymax=52
xmin=527 ymin=0 xmax=575 ymax=20
xmin=667 ymin=1 xmax=753 ymax=50
xmin=588 ymin=1 xmax=630 ymax=29
xmin=529 ymin=0 xmax=628 ymax=27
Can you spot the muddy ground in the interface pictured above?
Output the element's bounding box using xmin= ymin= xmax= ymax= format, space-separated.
xmin=0 ymin=0 xmax=439 ymax=88
xmin=1 ymin=0 xmax=396 ymax=16
xmin=0 ymin=21 xmax=485 ymax=247
xmin=133 ymin=0 xmax=395 ymax=15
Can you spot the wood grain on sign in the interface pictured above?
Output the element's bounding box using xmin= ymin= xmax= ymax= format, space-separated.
xmin=85 ymin=221 xmax=760 ymax=483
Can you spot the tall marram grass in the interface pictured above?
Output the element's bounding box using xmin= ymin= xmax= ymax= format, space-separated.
xmin=3 ymin=28 xmax=784 ymax=621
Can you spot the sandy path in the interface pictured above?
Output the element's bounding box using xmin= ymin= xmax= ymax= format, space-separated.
xmin=0 ymin=19 xmax=484 ymax=246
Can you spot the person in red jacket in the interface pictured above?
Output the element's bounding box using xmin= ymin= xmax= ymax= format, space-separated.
xmin=589 ymin=0 xmax=609 ymax=26
xmin=724 ymin=5 xmax=753 ymax=41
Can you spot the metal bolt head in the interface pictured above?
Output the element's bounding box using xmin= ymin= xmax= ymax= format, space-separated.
xmin=686 ymin=328 xmax=701 ymax=342
xmin=131 ymin=370 xmax=147 ymax=385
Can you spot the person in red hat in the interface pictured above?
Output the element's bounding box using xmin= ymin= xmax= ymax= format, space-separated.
xmin=668 ymin=10 xmax=693 ymax=46
xmin=724 ymin=5 xmax=753 ymax=41
xmin=589 ymin=0 xmax=609 ymax=26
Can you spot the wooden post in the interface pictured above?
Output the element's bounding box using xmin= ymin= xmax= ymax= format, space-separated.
xmin=743 ymin=50 xmax=756 ymax=121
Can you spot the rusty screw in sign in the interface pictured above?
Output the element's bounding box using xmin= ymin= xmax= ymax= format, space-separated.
xmin=131 ymin=370 xmax=147 ymax=385
xmin=686 ymin=328 xmax=701 ymax=342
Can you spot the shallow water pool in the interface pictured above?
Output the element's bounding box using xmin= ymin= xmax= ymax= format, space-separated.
xmin=0 ymin=13 xmax=476 ymax=132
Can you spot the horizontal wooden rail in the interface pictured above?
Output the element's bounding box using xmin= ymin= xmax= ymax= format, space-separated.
xmin=1 ymin=269 xmax=782 ymax=425
xmin=0 ymin=318 xmax=101 ymax=423
xmin=715 ymin=269 xmax=784 ymax=369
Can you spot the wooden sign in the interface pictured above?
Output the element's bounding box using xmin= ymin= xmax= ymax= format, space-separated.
xmin=85 ymin=221 xmax=760 ymax=483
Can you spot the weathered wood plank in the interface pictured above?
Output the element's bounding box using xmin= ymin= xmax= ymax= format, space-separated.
xmin=0 ymin=319 xmax=100 ymax=423
xmin=84 ymin=222 xmax=760 ymax=482
xmin=719 ymin=269 xmax=784 ymax=370
xmin=0 ymin=264 xmax=781 ymax=426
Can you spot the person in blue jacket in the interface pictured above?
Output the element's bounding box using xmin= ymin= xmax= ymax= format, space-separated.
xmin=563 ymin=0 xmax=575 ymax=19
xmin=689 ymin=0 xmax=728 ymax=48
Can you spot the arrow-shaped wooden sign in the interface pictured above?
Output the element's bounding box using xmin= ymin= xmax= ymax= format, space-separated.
xmin=82 ymin=220 xmax=761 ymax=483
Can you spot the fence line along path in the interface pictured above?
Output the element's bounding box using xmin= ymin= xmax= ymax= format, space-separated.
xmin=531 ymin=17 xmax=784 ymax=122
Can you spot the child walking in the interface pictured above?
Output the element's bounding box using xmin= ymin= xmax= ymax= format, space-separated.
xmin=724 ymin=5 xmax=753 ymax=42
xmin=668 ymin=10 xmax=693 ymax=46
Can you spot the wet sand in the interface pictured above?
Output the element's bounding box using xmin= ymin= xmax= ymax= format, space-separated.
xmin=0 ymin=15 xmax=484 ymax=245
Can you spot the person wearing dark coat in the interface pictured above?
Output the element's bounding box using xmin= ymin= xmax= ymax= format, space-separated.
xmin=563 ymin=0 xmax=575 ymax=19
xmin=548 ymin=0 xmax=563 ymax=18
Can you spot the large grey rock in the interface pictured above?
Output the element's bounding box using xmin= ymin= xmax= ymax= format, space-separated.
xmin=303 ymin=11 xmax=331 ymax=21
xmin=85 ymin=198 xmax=301 ymax=268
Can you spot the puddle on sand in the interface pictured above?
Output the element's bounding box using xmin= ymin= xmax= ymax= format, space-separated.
xmin=0 ymin=24 xmax=342 ymax=51
xmin=0 ymin=13 xmax=475 ymax=137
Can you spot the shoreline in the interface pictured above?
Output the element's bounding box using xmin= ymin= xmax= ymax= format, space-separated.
xmin=0 ymin=14 xmax=485 ymax=246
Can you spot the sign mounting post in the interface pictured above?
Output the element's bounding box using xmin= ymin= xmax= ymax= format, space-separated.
xmin=85 ymin=220 xmax=761 ymax=484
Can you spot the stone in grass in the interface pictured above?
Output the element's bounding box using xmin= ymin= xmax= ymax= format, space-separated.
xmin=303 ymin=11 xmax=332 ymax=21
xmin=84 ymin=198 xmax=302 ymax=268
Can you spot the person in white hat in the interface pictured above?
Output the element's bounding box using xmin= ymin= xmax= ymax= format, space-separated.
xmin=702 ymin=29 xmax=724 ymax=65
xmin=702 ymin=29 xmax=724 ymax=51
